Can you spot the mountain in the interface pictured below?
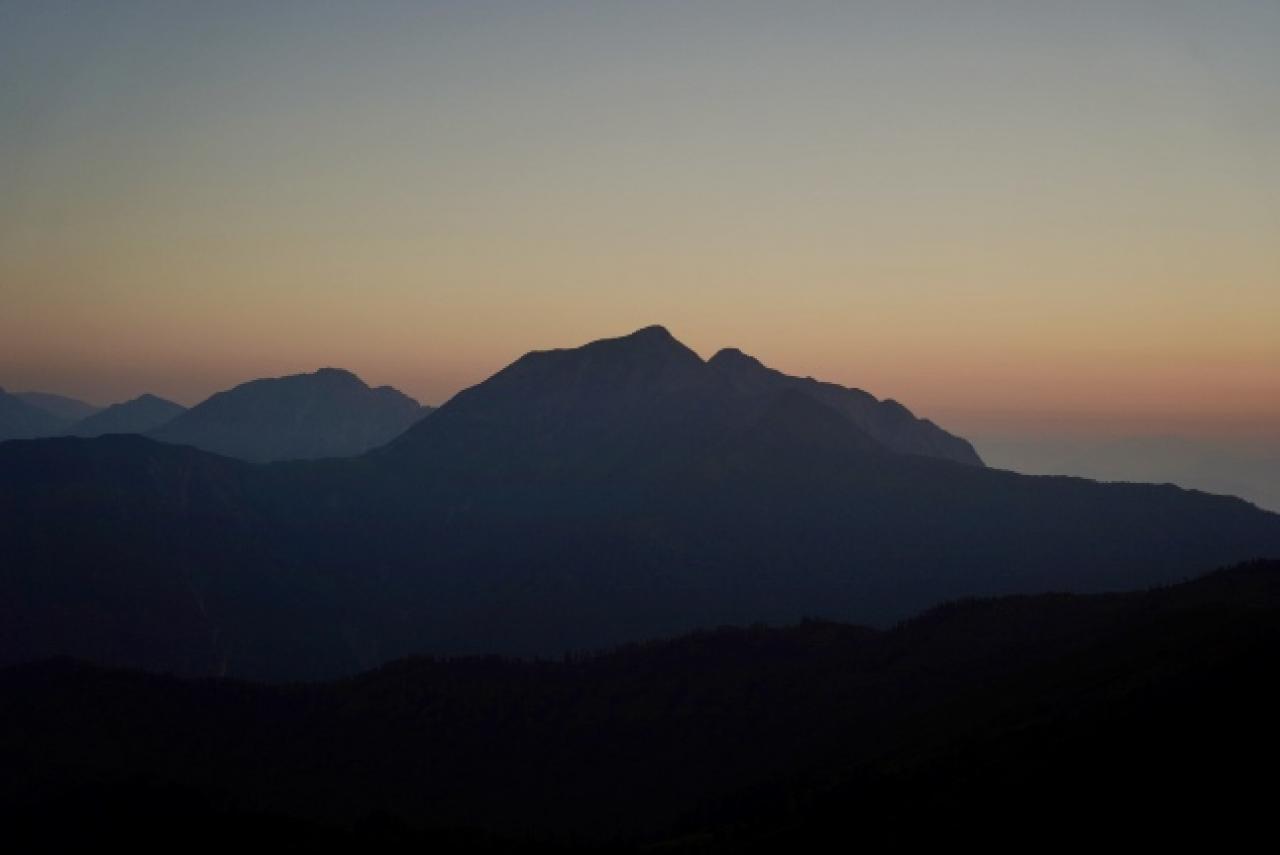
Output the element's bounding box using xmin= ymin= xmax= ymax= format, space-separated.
xmin=4 ymin=560 xmax=1278 ymax=848
xmin=384 ymin=325 xmax=973 ymax=479
xmin=1 ymin=327 xmax=1279 ymax=679
xmin=0 ymin=388 xmax=71 ymax=441
xmin=382 ymin=325 xmax=757 ymax=481
xmin=67 ymin=394 xmax=186 ymax=437
xmin=150 ymin=368 xmax=431 ymax=462
xmin=14 ymin=392 xmax=100 ymax=423
xmin=707 ymin=346 xmax=982 ymax=465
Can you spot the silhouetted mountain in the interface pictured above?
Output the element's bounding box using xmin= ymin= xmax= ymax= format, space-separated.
xmin=3 ymin=560 xmax=1278 ymax=849
xmin=67 ymin=394 xmax=186 ymax=437
xmin=0 ymin=387 xmax=71 ymax=440
xmin=708 ymin=346 xmax=982 ymax=465
xmin=149 ymin=368 xmax=430 ymax=462
xmin=2 ymin=328 xmax=1278 ymax=680
xmin=386 ymin=326 xmax=972 ymax=478
xmin=14 ymin=391 xmax=101 ymax=422
xmin=384 ymin=325 xmax=756 ymax=480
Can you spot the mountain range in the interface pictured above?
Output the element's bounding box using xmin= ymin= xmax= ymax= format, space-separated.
xmin=1 ymin=369 xmax=431 ymax=462
xmin=2 ymin=326 xmax=1278 ymax=679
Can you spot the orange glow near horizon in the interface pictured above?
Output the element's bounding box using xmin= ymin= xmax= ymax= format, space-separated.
xmin=3 ymin=3 xmax=1278 ymax=440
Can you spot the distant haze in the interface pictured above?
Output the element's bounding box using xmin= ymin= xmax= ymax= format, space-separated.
xmin=977 ymin=435 xmax=1280 ymax=514
xmin=2 ymin=2 xmax=1278 ymax=440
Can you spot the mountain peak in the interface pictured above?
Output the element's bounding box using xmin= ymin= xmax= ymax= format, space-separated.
xmin=512 ymin=325 xmax=704 ymax=372
xmin=310 ymin=367 xmax=364 ymax=385
xmin=625 ymin=324 xmax=676 ymax=342
xmin=586 ymin=325 xmax=698 ymax=359
xmin=708 ymin=347 xmax=766 ymax=372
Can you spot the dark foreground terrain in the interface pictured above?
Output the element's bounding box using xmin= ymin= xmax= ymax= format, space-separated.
xmin=4 ymin=559 xmax=1278 ymax=851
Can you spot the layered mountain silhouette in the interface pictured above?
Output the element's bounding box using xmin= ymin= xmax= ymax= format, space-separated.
xmin=67 ymin=394 xmax=186 ymax=437
xmin=4 ymin=560 xmax=1278 ymax=848
xmin=149 ymin=367 xmax=430 ymax=462
xmin=1 ymin=326 xmax=1279 ymax=679
xmin=13 ymin=391 xmax=100 ymax=423
xmin=0 ymin=388 xmax=73 ymax=441
xmin=708 ymin=346 xmax=982 ymax=465
xmin=382 ymin=324 xmax=968 ymax=476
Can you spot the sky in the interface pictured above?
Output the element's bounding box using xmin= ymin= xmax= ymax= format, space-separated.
xmin=2 ymin=1 xmax=1278 ymax=441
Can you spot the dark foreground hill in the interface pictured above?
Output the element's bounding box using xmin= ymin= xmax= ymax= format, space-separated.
xmin=2 ymin=327 xmax=1280 ymax=679
xmin=149 ymin=367 xmax=430 ymax=462
xmin=3 ymin=560 xmax=1278 ymax=850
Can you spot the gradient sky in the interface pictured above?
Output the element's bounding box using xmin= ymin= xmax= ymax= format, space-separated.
xmin=3 ymin=1 xmax=1278 ymax=439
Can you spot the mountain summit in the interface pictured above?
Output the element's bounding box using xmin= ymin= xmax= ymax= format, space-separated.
xmin=150 ymin=368 xmax=430 ymax=462
xmin=392 ymin=326 xmax=978 ymax=468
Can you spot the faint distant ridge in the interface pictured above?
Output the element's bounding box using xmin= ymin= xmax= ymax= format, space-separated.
xmin=14 ymin=391 xmax=101 ymax=423
xmin=708 ymin=346 xmax=983 ymax=466
xmin=0 ymin=387 xmax=73 ymax=441
xmin=150 ymin=367 xmax=431 ymax=462
xmin=69 ymin=394 xmax=186 ymax=438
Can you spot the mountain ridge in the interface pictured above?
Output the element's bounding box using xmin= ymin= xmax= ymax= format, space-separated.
xmin=151 ymin=367 xmax=430 ymax=462
xmin=4 ymin=559 xmax=1278 ymax=848
xmin=388 ymin=325 xmax=976 ymax=469
xmin=0 ymin=388 xmax=72 ymax=441
xmin=2 ymin=327 xmax=1279 ymax=679
xmin=68 ymin=393 xmax=186 ymax=437
xmin=707 ymin=345 xmax=982 ymax=466
xmin=13 ymin=391 xmax=100 ymax=422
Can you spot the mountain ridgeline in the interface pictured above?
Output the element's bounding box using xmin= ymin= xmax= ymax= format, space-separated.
xmin=2 ymin=369 xmax=431 ymax=461
xmin=385 ymin=325 xmax=979 ymax=471
xmin=708 ymin=345 xmax=982 ymax=465
xmin=13 ymin=391 xmax=100 ymax=422
xmin=1 ymin=326 xmax=1279 ymax=679
xmin=69 ymin=394 xmax=186 ymax=437
xmin=5 ymin=560 xmax=1279 ymax=848
xmin=149 ymin=367 xmax=431 ymax=462
xmin=0 ymin=388 xmax=74 ymax=441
